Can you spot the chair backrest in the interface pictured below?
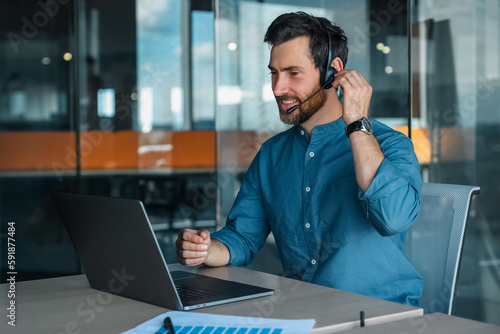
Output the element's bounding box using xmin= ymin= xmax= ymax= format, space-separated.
xmin=403 ymin=182 xmax=480 ymax=315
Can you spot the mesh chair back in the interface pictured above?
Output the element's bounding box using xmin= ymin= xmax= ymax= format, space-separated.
xmin=403 ymin=183 xmax=479 ymax=315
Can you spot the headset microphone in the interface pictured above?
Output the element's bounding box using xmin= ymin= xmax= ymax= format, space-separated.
xmin=286 ymin=78 xmax=335 ymax=114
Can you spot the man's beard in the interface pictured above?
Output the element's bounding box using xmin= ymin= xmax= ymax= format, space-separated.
xmin=277 ymin=83 xmax=327 ymax=125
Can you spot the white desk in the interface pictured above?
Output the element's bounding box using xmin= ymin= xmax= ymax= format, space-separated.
xmin=0 ymin=264 xmax=423 ymax=333
xmin=337 ymin=312 xmax=500 ymax=333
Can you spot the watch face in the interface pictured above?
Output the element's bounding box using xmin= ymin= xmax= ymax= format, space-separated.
xmin=361 ymin=117 xmax=373 ymax=134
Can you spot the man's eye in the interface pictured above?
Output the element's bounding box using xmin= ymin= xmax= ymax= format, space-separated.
xmin=290 ymin=72 xmax=299 ymax=76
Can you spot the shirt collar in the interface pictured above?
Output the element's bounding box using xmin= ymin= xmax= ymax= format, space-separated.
xmin=295 ymin=117 xmax=347 ymax=140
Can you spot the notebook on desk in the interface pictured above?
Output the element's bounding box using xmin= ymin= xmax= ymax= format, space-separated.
xmin=52 ymin=192 xmax=274 ymax=311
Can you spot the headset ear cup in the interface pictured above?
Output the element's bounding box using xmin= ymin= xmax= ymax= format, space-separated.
xmin=315 ymin=17 xmax=337 ymax=90
xmin=324 ymin=77 xmax=333 ymax=89
xmin=323 ymin=67 xmax=337 ymax=89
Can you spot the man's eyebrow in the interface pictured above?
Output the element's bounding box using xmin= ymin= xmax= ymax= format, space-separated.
xmin=267 ymin=65 xmax=303 ymax=71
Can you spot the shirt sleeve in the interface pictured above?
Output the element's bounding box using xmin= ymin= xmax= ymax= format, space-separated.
xmin=211 ymin=150 xmax=271 ymax=266
xmin=358 ymin=132 xmax=423 ymax=236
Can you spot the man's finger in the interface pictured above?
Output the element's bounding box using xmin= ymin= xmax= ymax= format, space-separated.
xmin=181 ymin=229 xmax=203 ymax=243
xmin=344 ymin=71 xmax=365 ymax=88
xmin=333 ymin=70 xmax=368 ymax=89
xmin=180 ymin=240 xmax=208 ymax=251
xmin=178 ymin=228 xmax=192 ymax=240
xmin=331 ymin=70 xmax=350 ymax=90
xmin=199 ymin=230 xmax=211 ymax=240
xmin=181 ymin=250 xmax=208 ymax=259
xmin=333 ymin=76 xmax=353 ymax=91
xmin=184 ymin=257 xmax=206 ymax=266
xmin=358 ymin=73 xmax=370 ymax=86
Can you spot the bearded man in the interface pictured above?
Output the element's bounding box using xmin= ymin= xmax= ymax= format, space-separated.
xmin=176 ymin=11 xmax=424 ymax=306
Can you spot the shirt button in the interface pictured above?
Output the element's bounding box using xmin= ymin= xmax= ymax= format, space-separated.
xmin=300 ymin=130 xmax=305 ymax=135
xmin=309 ymin=152 xmax=315 ymax=157
xmin=305 ymin=187 xmax=311 ymax=192
xmin=311 ymin=259 xmax=316 ymax=265
xmin=305 ymin=223 xmax=310 ymax=228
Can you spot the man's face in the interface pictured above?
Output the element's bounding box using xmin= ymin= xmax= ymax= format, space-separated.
xmin=268 ymin=36 xmax=326 ymax=125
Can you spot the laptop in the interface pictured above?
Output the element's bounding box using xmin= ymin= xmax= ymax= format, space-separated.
xmin=52 ymin=192 xmax=274 ymax=310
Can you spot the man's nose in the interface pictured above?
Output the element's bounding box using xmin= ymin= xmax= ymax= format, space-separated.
xmin=273 ymin=75 xmax=290 ymax=97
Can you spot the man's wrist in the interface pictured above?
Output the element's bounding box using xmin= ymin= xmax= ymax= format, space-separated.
xmin=205 ymin=238 xmax=230 ymax=267
xmin=345 ymin=117 xmax=373 ymax=137
xmin=343 ymin=114 xmax=365 ymax=126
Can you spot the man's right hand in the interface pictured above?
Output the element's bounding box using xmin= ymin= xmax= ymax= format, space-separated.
xmin=175 ymin=229 xmax=230 ymax=267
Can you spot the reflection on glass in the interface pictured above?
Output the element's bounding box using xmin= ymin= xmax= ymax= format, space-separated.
xmin=136 ymin=0 xmax=182 ymax=131
xmin=413 ymin=0 xmax=500 ymax=326
xmin=192 ymin=10 xmax=215 ymax=130
xmin=97 ymin=89 xmax=115 ymax=117
xmin=139 ymin=87 xmax=153 ymax=132
xmin=170 ymin=86 xmax=183 ymax=130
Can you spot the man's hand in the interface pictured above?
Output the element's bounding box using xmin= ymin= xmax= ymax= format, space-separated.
xmin=332 ymin=69 xmax=383 ymax=192
xmin=332 ymin=69 xmax=372 ymax=126
xmin=175 ymin=229 xmax=210 ymax=266
xmin=175 ymin=229 xmax=230 ymax=267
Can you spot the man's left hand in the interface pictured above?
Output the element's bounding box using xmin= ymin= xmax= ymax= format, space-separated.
xmin=331 ymin=70 xmax=372 ymax=126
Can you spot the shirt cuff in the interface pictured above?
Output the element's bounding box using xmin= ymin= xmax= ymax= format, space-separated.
xmin=210 ymin=227 xmax=247 ymax=266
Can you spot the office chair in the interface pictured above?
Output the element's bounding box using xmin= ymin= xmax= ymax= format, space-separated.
xmin=403 ymin=182 xmax=480 ymax=315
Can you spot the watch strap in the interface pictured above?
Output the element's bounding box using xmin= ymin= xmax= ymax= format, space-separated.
xmin=345 ymin=117 xmax=373 ymax=137
xmin=345 ymin=119 xmax=363 ymax=137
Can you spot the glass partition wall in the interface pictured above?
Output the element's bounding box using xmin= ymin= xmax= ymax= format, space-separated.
xmin=0 ymin=0 xmax=218 ymax=282
xmin=410 ymin=0 xmax=500 ymax=324
xmin=0 ymin=0 xmax=498 ymax=326
xmin=0 ymin=0 xmax=79 ymax=282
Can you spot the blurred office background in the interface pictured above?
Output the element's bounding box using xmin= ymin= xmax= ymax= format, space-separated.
xmin=0 ymin=0 xmax=499 ymax=325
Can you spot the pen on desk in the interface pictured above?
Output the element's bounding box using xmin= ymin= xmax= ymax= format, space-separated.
xmin=360 ymin=311 xmax=365 ymax=327
xmin=164 ymin=316 xmax=176 ymax=334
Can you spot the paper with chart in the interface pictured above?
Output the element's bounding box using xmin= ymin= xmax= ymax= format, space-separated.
xmin=122 ymin=311 xmax=315 ymax=334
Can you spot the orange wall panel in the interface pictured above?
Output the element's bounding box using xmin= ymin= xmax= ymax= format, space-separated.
xmin=171 ymin=131 xmax=216 ymax=168
xmin=138 ymin=131 xmax=173 ymax=168
xmin=80 ymin=131 xmax=140 ymax=170
xmin=0 ymin=132 xmax=75 ymax=171
xmin=79 ymin=131 xmax=116 ymax=169
xmin=0 ymin=130 xmax=217 ymax=171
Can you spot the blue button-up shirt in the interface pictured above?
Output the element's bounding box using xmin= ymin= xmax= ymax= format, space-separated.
xmin=211 ymin=118 xmax=424 ymax=305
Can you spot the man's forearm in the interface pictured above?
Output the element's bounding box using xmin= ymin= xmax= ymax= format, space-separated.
xmin=205 ymin=238 xmax=231 ymax=267
xmin=349 ymin=132 xmax=385 ymax=192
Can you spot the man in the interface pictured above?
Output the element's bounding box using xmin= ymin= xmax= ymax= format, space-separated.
xmin=176 ymin=12 xmax=423 ymax=306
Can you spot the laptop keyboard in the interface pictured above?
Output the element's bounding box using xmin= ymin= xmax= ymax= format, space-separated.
xmin=175 ymin=284 xmax=222 ymax=302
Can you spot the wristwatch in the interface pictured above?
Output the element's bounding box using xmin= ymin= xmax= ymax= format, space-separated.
xmin=345 ymin=117 xmax=373 ymax=137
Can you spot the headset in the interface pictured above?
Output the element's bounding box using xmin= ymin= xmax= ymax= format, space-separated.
xmin=315 ymin=17 xmax=337 ymax=89
xmin=286 ymin=17 xmax=338 ymax=114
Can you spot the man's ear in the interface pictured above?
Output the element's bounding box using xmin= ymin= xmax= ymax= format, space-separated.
xmin=331 ymin=57 xmax=344 ymax=72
